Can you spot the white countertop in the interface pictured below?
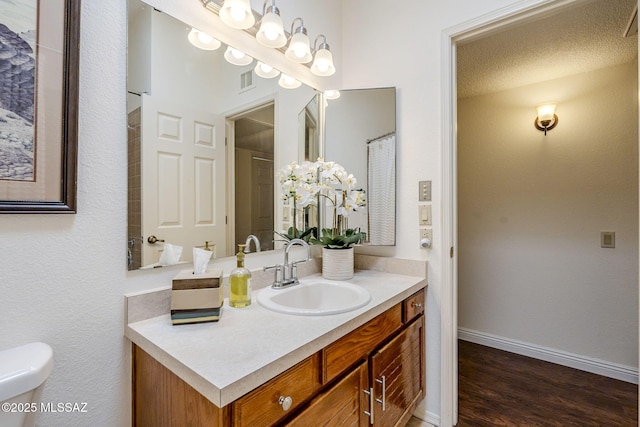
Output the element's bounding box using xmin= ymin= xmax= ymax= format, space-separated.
xmin=126 ymin=270 xmax=426 ymax=407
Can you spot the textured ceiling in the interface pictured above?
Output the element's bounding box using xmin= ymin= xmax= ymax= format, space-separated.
xmin=457 ymin=0 xmax=638 ymax=98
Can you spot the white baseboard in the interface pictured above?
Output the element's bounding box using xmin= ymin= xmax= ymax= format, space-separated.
xmin=412 ymin=406 xmax=440 ymax=427
xmin=458 ymin=328 xmax=638 ymax=384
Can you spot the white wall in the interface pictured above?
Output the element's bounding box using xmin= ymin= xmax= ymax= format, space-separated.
xmin=458 ymin=62 xmax=638 ymax=367
xmin=2 ymin=0 xmax=631 ymax=426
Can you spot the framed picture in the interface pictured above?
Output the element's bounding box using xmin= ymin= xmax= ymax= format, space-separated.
xmin=0 ymin=0 xmax=80 ymax=213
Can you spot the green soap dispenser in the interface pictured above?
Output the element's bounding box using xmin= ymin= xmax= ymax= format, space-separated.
xmin=229 ymin=244 xmax=252 ymax=308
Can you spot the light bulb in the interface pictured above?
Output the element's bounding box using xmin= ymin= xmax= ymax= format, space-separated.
xmin=197 ymin=32 xmax=213 ymax=44
xmin=229 ymin=7 xmax=246 ymax=22
xmin=231 ymin=48 xmax=244 ymax=59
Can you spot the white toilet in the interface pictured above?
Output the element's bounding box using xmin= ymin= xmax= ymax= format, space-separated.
xmin=0 ymin=342 xmax=54 ymax=427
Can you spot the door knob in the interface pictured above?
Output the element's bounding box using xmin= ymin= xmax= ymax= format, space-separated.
xmin=147 ymin=235 xmax=165 ymax=244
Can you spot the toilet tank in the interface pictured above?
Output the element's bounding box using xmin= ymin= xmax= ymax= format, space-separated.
xmin=0 ymin=342 xmax=54 ymax=427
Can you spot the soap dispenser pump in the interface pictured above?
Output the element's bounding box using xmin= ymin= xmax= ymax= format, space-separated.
xmin=229 ymin=244 xmax=252 ymax=308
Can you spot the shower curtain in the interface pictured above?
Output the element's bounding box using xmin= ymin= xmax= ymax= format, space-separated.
xmin=367 ymin=134 xmax=396 ymax=245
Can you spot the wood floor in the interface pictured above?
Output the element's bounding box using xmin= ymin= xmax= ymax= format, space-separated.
xmin=457 ymin=340 xmax=638 ymax=426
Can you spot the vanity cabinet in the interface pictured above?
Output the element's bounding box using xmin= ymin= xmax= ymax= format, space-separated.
xmin=132 ymin=289 xmax=425 ymax=427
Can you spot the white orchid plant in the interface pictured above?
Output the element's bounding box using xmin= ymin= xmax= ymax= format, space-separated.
xmin=277 ymin=158 xmax=366 ymax=248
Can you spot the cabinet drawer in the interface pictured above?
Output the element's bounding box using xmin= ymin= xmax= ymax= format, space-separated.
xmin=232 ymin=353 xmax=321 ymax=427
xmin=403 ymin=289 xmax=425 ymax=323
xmin=323 ymin=304 xmax=402 ymax=383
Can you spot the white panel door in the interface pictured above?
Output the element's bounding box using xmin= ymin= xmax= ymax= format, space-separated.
xmin=141 ymin=95 xmax=226 ymax=267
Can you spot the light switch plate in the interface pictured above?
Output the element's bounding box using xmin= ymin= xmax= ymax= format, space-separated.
xmin=419 ymin=228 xmax=432 ymax=241
xmin=419 ymin=181 xmax=431 ymax=201
xmin=419 ymin=205 xmax=432 ymax=225
xmin=601 ymin=231 xmax=615 ymax=248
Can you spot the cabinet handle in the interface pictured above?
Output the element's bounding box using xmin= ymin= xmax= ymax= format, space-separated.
xmin=375 ymin=375 xmax=386 ymax=411
xmin=411 ymin=301 xmax=423 ymax=309
xmin=278 ymin=396 xmax=293 ymax=411
xmin=363 ymin=387 xmax=374 ymax=424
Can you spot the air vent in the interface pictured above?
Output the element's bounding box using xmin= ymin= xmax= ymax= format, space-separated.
xmin=624 ymin=6 xmax=637 ymax=37
xmin=240 ymin=70 xmax=255 ymax=93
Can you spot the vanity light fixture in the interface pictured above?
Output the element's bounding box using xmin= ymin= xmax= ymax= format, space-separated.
xmin=256 ymin=0 xmax=286 ymax=48
xmin=324 ymin=89 xmax=340 ymax=100
xmin=534 ymin=103 xmax=558 ymax=135
xmin=310 ymin=35 xmax=335 ymax=76
xmin=187 ymin=28 xmax=221 ymax=50
xmin=278 ymin=73 xmax=301 ymax=89
xmin=255 ymin=61 xmax=280 ymax=78
xmin=224 ymin=46 xmax=253 ymax=66
xmin=219 ymin=0 xmax=255 ymax=29
xmin=284 ymin=18 xmax=312 ymax=64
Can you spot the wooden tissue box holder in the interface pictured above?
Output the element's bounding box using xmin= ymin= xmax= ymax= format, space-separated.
xmin=170 ymin=269 xmax=223 ymax=325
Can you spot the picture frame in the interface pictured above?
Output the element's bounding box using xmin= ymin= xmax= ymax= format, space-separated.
xmin=0 ymin=0 xmax=80 ymax=213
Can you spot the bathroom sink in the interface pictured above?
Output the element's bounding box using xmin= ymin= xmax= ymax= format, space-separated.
xmin=257 ymin=279 xmax=371 ymax=316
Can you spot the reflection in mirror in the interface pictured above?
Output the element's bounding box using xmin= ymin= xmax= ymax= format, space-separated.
xmin=126 ymin=0 xmax=318 ymax=270
xmin=324 ymin=88 xmax=397 ymax=245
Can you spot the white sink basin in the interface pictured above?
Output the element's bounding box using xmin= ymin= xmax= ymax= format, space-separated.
xmin=257 ymin=278 xmax=371 ymax=316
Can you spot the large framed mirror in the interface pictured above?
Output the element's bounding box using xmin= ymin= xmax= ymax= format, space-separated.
xmin=126 ymin=0 xmax=397 ymax=271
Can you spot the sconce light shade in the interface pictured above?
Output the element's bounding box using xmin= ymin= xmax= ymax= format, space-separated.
xmin=324 ymin=89 xmax=340 ymax=100
xmin=219 ymin=0 xmax=255 ymax=29
xmin=188 ymin=28 xmax=221 ymax=50
xmin=224 ymin=46 xmax=253 ymax=66
xmin=535 ymin=103 xmax=558 ymax=135
xmin=311 ymin=36 xmax=335 ymax=76
xmin=256 ymin=5 xmax=286 ymax=48
xmin=285 ymin=19 xmax=312 ymax=63
xmin=278 ymin=73 xmax=301 ymax=89
xmin=255 ymin=61 xmax=280 ymax=78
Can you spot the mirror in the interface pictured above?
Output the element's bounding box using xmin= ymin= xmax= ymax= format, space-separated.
xmin=126 ymin=0 xmax=317 ymax=269
xmin=126 ymin=1 xmax=397 ymax=270
xmin=324 ymin=88 xmax=397 ymax=245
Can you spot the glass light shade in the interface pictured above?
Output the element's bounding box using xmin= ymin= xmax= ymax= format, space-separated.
xmin=310 ymin=48 xmax=335 ymax=76
xmin=224 ymin=46 xmax=253 ymax=66
xmin=285 ymin=32 xmax=312 ymax=63
xmin=324 ymin=89 xmax=340 ymax=100
xmin=256 ymin=12 xmax=286 ymax=48
xmin=255 ymin=61 xmax=280 ymax=78
xmin=278 ymin=74 xmax=301 ymax=89
xmin=536 ymin=104 xmax=556 ymax=122
xmin=219 ymin=0 xmax=255 ymax=29
xmin=187 ymin=28 xmax=221 ymax=50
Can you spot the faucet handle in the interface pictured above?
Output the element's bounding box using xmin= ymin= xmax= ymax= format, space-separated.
xmin=264 ymin=264 xmax=284 ymax=287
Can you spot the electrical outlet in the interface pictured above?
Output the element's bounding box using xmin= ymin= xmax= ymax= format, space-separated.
xmin=419 ymin=228 xmax=432 ymax=241
xmin=419 ymin=181 xmax=431 ymax=201
xmin=419 ymin=205 xmax=432 ymax=225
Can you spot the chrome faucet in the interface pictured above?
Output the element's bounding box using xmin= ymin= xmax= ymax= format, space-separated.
xmin=264 ymin=238 xmax=310 ymax=289
xmin=244 ymin=234 xmax=261 ymax=253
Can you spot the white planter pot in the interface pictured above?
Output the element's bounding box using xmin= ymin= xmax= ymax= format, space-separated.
xmin=322 ymin=247 xmax=354 ymax=280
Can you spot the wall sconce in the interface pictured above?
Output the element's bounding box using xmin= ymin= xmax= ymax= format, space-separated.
xmin=188 ymin=28 xmax=221 ymax=50
xmin=310 ymin=35 xmax=335 ymax=76
xmin=255 ymin=61 xmax=280 ymax=78
xmin=219 ymin=0 xmax=255 ymax=29
xmin=224 ymin=46 xmax=253 ymax=66
xmin=278 ymin=73 xmax=301 ymax=89
xmin=535 ymin=104 xmax=558 ymax=135
xmin=256 ymin=1 xmax=286 ymax=48
xmin=285 ymin=18 xmax=312 ymax=63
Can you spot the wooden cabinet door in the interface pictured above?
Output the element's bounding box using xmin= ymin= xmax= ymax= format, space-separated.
xmin=285 ymin=361 xmax=369 ymax=427
xmin=370 ymin=317 xmax=425 ymax=427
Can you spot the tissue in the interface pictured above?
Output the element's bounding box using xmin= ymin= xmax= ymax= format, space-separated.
xmin=158 ymin=243 xmax=183 ymax=266
xmin=193 ymin=248 xmax=213 ymax=275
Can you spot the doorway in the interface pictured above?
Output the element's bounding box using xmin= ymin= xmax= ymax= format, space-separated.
xmin=441 ymin=0 xmax=639 ymax=425
xmin=226 ymin=102 xmax=275 ymax=254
